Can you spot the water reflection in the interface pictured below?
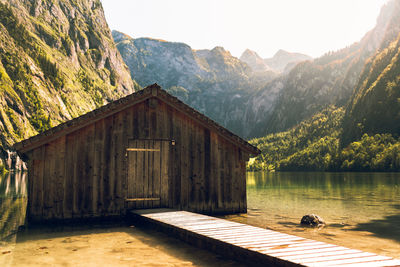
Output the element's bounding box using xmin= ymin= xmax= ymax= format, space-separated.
xmin=0 ymin=172 xmax=27 ymax=242
xmin=246 ymin=172 xmax=400 ymax=221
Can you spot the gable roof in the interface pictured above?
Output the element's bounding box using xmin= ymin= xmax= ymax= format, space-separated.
xmin=14 ymin=84 xmax=260 ymax=156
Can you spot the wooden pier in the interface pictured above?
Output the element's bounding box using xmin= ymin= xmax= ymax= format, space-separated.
xmin=130 ymin=209 xmax=400 ymax=267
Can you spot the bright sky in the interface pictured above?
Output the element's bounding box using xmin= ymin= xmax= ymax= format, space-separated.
xmin=101 ymin=0 xmax=389 ymax=59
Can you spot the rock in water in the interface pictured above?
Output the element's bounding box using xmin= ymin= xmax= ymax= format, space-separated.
xmin=300 ymin=214 xmax=325 ymax=227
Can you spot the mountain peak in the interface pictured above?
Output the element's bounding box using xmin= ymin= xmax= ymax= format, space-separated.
xmin=210 ymin=46 xmax=231 ymax=56
xmin=112 ymin=30 xmax=131 ymax=43
xmin=265 ymin=50 xmax=312 ymax=72
xmin=240 ymin=49 xmax=271 ymax=72
xmin=274 ymin=49 xmax=290 ymax=57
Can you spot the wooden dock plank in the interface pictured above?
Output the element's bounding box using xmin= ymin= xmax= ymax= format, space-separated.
xmin=130 ymin=209 xmax=400 ymax=267
xmin=278 ymin=248 xmax=365 ymax=260
xmin=306 ymin=255 xmax=394 ymax=266
xmin=337 ymin=259 xmax=400 ymax=267
xmin=297 ymin=252 xmax=378 ymax=264
xmin=269 ymin=246 xmax=350 ymax=257
xmin=233 ymin=237 xmax=306 ymax=247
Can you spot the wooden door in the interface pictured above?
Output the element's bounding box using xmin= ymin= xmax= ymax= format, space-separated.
xmin=126 ymin=140 xmax=169 ymax=209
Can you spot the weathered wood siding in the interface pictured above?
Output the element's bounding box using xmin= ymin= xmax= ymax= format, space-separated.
xmin=27 ymin=98 xmax=248 ymax=222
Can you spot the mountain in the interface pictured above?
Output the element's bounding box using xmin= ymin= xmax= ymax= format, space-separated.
xmin=114 ymin=0 xmax=400 ymax=140
xmin=342 ymin=1 xmax=400 ymax=146
xmin=113 ymin=31 xmax=277 ymax=92
xmin=264 ymin=49 xmax=312 ymax=73
xmin=246 ymin=0 xmax=400 ymax=137
xmin=239 ymin=49 xmax=272 ymax=73
xmin=239 ymin=48 xmax=312 ymax=74
xmin=248 ymin=0 xmax=400 ymax=171
xmin=0 ymin=0 xmax=136 ymax=168
xmin=113 ymin=30 xmax=278 ymax=136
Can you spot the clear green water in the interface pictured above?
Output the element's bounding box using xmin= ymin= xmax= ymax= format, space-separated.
xmin=246 ymin=171 xmax=400 ymax=227
xmin=223 ymin=171 xmax=400 ymax=257
xmin=1 ymin=172 xmax=400 ymax=258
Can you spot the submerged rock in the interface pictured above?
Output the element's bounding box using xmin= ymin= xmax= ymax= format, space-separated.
xmin=300 ymin=214 xmax=325 ymax=227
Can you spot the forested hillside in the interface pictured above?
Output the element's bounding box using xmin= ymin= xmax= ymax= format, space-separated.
xmin=248 ymin=107 xmax=400 ymax=172
xmin=342 ymin=32 xmax=400 ymax=146
xmin=249 ymin=1 xmax=400 ymax=172
xmin=0 ymin=0 xmax=137 ymax=168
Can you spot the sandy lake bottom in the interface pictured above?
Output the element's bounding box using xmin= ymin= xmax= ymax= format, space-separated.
xmin=1 ymin=224 xmax=246 ymax=267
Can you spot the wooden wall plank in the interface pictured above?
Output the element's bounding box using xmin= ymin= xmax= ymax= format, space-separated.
xmin=240 ymin=155 xmax=247 ymax=213
xmin=150 ymin=102 xmax=157 ymax=139
xmin=227 ymin=143 xmax=234 ymax=213
xmin=127 ymin=139 xmax=138 ymax=209
xmin=42 ymin=143 xmax=54 ymax=220
xmin=209 ymin=131 xmax=219 ymax=213
xmin=26 ymin=155 xmax=34 ymax=220
xmin=232 ymin=147 xmax=240 ymax=213
xmin=188 ymin=119 xmax=196 ymax=210
xmin=170 ymin=106 xmax=180 ymax=208
xmin=153 ymin=140 xmax=161 ymax=207
xmin=31 ymin=147 xmax=44 ymax=220
xmin=123 ymin=107 xmax=134 ymax=207
xmin=204 ymin=129 xmax=211 ymax=213
xmin=142 ymin=101 xmax=150 ymax=139
xmin=75 ymin=127 xmax=86 ymax=218
xmin=135 ymin=140 xmax=144 ymax=209
xmin=218 ymin=136 xmax=225 ymax=210
xmin=226 ymin=144 xmax=234 ymax=213
xmin=199 ymin=125 xmax=206 ymax=213
xmin=54 ymin=136 xmax=66 ymax=219
xmin=181 ymin=113 xmax=189 ymax=210
xmin=143 ymin=141 xmax=150 ymax=208
xmin=114 ymin=111 xmax=125 ymax=213
xmin=161 ymin=141 xmax=169 ymax=207
xmin=84 ymin=124 xmax=95 ymax=217
xmin=102 ymin=116 xmax=113 ymax=215
xmin=92 ymin=120 xmax=102 ymax=216
xmin=63 ymin=133 xmax=74 ymax=218
xmin=148 ymin=140 xmax=154 ymax=208
xmin=71 ymin=130 xmax=80 ymax=218
xmin=97 ymin=118 xmax=106 ymax=216
xmin=133 ymin=104 xmax=139 ymax=139
xmin=107 ymin=114 xmax=117 ymax=214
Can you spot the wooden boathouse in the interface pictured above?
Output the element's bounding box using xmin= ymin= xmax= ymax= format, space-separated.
xmin=14 ymin=84 xmax=260 ymax=222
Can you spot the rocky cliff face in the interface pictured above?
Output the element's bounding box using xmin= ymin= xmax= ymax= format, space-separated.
xmin=0 ymin=0 xmax=136 ymax=167
xmin=114 ymin=30 xmax=278 ymax=136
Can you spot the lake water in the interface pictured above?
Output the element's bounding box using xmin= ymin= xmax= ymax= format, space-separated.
xmin=223 ymin=171 xmax=400 ymax=258
xmin=1 ymin=171 xmax=400 ymax=264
